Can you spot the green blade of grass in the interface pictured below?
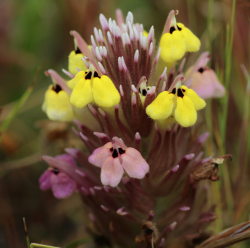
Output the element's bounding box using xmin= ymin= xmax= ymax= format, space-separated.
xmin=235 ymin=64 xmax=250 ymax=201
xmin=30 ymin=244 xmax=61 ymax=248
xmin=23 ymin=218 xmax=31 ymax=248
xmin=187 ymin=0 xmax=196 ymax=33
xmin=218 ymin=0 xmax=236 ymax=219
xmin=220 ymin=0 xmax=236 ymax=146
xmin=206 ymin=0 xmax=214 ymax=53
xmin=0 ymin=67 xmax=40 ymax=137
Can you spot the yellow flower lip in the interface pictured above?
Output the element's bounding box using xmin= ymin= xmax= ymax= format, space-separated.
xmin=69 ymin=64 xmax=120 ymax=109
xmin=42 ymin=84 xmax=74 ymax=122
xmin=146 ymin=77 xmax=206 ymax=128
xmin=68 ymin=50 xmax=87 ymax=75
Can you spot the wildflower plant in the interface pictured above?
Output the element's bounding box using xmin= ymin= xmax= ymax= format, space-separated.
xmin=38 ymin=9 xmax=242 ymax=248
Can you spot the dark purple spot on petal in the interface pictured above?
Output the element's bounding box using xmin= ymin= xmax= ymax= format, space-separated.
xmin=170 ymin=27 xmax=176 ymax=34
xmin=142 ymin=89 xmax=147 ymax=96
xmin=112 ymin=149 xmax=119 ymax=158
xmin=171 ymin=88 xmax=176 ymax=94
xmin=52 ymin=85 xmax=62 ymax=93
xmin=75 ymin=47 xmax=81 ymax=54
xmin=177 ymin=25 xmax=182 ymax=31
xmin=85 ymin=71 xmax=92 ymax=80
xmin=177 ymin=88 xmax=184 ymax=98
xmin=118 ymin=148 xmax=125 ymax=155
xmin=198 ymin=68 xmax=204 ymax=73
xmin=94 ymin=71 xmax=101 ymax=78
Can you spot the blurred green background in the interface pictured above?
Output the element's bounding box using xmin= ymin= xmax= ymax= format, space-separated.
xmin=0 ymin=0 xmax=250 ymax=247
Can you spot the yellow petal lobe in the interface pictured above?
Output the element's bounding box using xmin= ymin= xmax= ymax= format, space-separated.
xmin=67 ymin=71 xmax=86 ymax=89
xmin=174 ymin=96 xmax=197 ymax=127
xmin=146 ymin=91 xmax=174 ymax=120
xmin=70 ymin=78 xmax=93 ymax=108
xmin=68 ymin=51 xmax=87 ymax=75
xmin=92 ymin=75 xmax=120 ymax=107
xmin=177 ymin=23 xmax=200 ymax=52
xmin=182 ymin=86 xmax=206 ymax=110
xmin=42 ymin=86 xmax=73 ymax=121
xmin=160 ymin=31 xmax=186 ymax=64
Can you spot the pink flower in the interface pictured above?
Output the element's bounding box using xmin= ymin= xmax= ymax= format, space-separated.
xmin=185 ymin=52 xmax=225 ymax=99
xmin=88 ymin=137 xmax=149 ymax=187
xmin=39 ymin=154 xmax=77 ymax=198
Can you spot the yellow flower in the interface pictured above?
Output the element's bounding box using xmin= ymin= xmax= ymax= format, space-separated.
xmin=69 ymin=66 xmax=120 ymax=108
xmin=42 ymin=85 xmax=74 ymax=121
xmin=160 ymin=11 xmax=200 ymax=64
xmin=68 ymin=49 xmax=87 ymax=75
xmin=146 ymin=85 xmax=206 ymax=127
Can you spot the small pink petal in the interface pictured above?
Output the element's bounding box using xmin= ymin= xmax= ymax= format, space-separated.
xmin=189 ymin=70 xmax=225 ymax=99
xmin=101 ymin=157 xmax=124 ymax=187
xmin=50 ymin=172 xmax=77 ymax=199
xmin=121 ymin=148 xmax=149 ymax=179
xmin=207 ymin=71 xmax=225 ymax=97
xmin=55 ymin=154 xmax=77 ymax=167
xmin=39 ymin=170 xmax=53 ymax=190
xmin=198 ymin=132 xmax=210 ymax=144
xmin=172 ymin=165 xmax=179 ymax=172
xmin=179 ymin=206 xmax=190 ymax=211
xmin=160 ymin=238 xmax=165 ymax=248
xmin=101 ymin=205 xmax=109 ymax=211
xmin=169 ymin=221 xmax=177 ymax=230
xmin=88 ymin=142 xmax=113 ymax=167
xmin=185 ymin=153 xmax=195 ymax=160
xmin=116 ymin=207 xmax=128 ymax=215
xmin=193 ymin=52 xmax=210 ymax=72
xmin=190 ymin=72 xmax=214 ymax=99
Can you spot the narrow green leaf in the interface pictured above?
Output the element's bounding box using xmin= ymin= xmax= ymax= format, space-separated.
xmin=30 ymin=243 xmax=61 ymax=248
xmin=23 ymin=218 xmax=31 ymax=248
xmin=0 ymin=67 xmax=40 ymax=135
xmin=218 ymin=0 xmax=236 ymax=217
xmin=206 ymin=0 xmax=214 ymax=53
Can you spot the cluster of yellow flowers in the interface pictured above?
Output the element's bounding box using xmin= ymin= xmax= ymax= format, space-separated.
xmin=42 ymin=10 xmax=206 ymax=129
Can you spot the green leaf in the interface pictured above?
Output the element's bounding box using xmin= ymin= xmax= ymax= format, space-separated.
xmin=30 ymin=243 xmax=60 ymax=248
xmin=0 ymin=67 xmax=40 ymax=137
